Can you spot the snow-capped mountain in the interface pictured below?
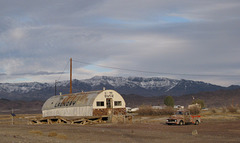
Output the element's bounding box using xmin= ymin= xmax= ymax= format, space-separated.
xmin=83 ymin=76 xmax=179 ymax=90
xmin=78 ymin=76 xmax=224 ymax=96
xmin=0 ymin=82 xmax=51 ymax=93
xmin=0 ymin=76 xmax=238 ymax=101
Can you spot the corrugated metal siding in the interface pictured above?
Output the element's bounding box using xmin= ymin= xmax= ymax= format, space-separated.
xmin=42 ymin=91 xmax=102 ymax=111
xmin=42 ymin=106 xmax=93 ymax=117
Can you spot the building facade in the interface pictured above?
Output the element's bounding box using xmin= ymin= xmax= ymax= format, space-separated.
xmin=42 ymin=89 xmax=126 ymax=117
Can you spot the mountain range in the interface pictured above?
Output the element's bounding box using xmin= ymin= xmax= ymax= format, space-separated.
xmin=0 ymin=76 xmax=239 ymax=101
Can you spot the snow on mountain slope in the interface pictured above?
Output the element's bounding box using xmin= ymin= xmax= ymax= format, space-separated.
xmin=0 ymin=76 xmax=232 ymax=100
xmin=0 ymin=82 xmax=51 ymax=93
xmin=82 ymin=76 xmax=179 ymax=90
xmin=0 ymin=76 xmax=220 ymax=94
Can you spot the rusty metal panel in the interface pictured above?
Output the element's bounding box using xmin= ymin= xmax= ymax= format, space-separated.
xmin=42 ymin=91 xmax=102 ymax=111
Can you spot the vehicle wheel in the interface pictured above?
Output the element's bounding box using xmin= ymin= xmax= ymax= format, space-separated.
xmin=195 ymin=120 xmax=199 ymax=125
xmin=179 ymin=121 xmax=184 ymax=126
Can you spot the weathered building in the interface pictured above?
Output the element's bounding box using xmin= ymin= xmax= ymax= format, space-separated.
xmin=42 ymin=89 xmax=126 ymax=117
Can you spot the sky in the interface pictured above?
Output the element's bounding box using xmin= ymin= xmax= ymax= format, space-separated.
xmin=0 ymin=0 xmax=240 ymax=86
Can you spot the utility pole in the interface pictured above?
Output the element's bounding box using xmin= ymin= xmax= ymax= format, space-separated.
xmin=55 ymin=80 xmax=57 ymax=95
xmin=70 ymin=58 xmax=72 ymax=94
xmin=11 ymin=108 xmax=14 ymax=125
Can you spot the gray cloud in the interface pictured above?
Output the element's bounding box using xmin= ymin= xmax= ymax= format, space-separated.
xmin=12 ymin=71 xmax=64 ymax=76
xmin=0 ymin=73 xmax=7 ymax=76
xmin=0 ymin=0 xmax=240 ymax=86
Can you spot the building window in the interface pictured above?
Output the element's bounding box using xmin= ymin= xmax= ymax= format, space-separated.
xmin=97 ymin=101 xmax=104 ymax=106
xmin=114 ymin=101 xmax=122 ymax=106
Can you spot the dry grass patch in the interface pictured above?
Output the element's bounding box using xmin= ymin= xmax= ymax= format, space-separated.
xmin=29 ymin=130 xmax=43 ymax=135
xmin=48 ymin=131 xmax=58 ymax=137
xmin=29 ymin=130 xmax=67 ymax=140
xmin=57 ymin=133 xmax=68 ymax=140
xmin=200 ymin=110 xmax=213 ymax=116
xmin=200 ymin=107 xmax=240 ymax=121
xmin=202 ymin=115 xmax=238 ymax=121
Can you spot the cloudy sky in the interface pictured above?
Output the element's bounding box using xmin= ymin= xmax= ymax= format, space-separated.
xmin=0 ymin=0 xmax=240 ymax=86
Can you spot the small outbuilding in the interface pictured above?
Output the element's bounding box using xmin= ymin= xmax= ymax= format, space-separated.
xmin=42 ymin=89 xmax=126 ymax=117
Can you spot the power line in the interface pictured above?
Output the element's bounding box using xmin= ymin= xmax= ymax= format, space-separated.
xmin=57 ymin=60 xmax=70 ymax=81
xmin=72 ymin=59 xmax=239 ymax=78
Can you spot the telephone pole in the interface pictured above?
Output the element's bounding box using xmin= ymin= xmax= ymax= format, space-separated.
xmin=70 ymin=58 xmax=72 ymax=94
xmin=55 ymin=80 xmax=57 ymax=95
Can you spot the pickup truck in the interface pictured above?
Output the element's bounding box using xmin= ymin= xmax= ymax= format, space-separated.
xmin=166 ymin=110 xmax=201 ymax=125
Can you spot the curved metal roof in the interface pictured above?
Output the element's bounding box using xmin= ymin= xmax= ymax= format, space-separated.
xmin=42 ymin=90 xmax=103 ymax=111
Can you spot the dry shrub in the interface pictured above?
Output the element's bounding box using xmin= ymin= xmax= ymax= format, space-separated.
xmin=189 ymin=106 xmax=201 ymax=115
xmin=138 ymin=105 xmax=153 ymax=115
xmin=221 ymin=107 xmax=227 ymax=113
xmin=211 ymin=108 xmax=217 ymax=114
xmin=158 ymin=106 xmax=174 ymax=115
xmin=29 ymin=130 xmax=43 ymax=135
xmin=48 ymin=131 xmax=58 ymax=137
xmin=137 ymin=105 xmax=174 ymax=116
xmin=227 ymin=105 xmax=238 ymax=113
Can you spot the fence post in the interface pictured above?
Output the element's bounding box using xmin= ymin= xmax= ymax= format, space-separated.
xmin=11 ymin=109 xmax=16 ymax=125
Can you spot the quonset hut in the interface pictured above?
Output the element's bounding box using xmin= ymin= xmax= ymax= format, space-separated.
xmin=42 ymin=89 xmax=126 ymax=117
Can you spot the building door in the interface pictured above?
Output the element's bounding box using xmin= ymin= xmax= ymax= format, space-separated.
xmin=106 ymin=98 xmax=113 ymax=108
xmin=106 ymin=98 xmax=113 ymax=122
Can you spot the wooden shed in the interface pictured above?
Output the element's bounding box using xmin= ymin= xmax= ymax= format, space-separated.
xmin=42 ymin=89 xmax=126 ymax=117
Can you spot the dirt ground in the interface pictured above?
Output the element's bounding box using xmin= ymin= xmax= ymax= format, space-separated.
xmin=0 ymin=115 xmax=240 ymax=143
